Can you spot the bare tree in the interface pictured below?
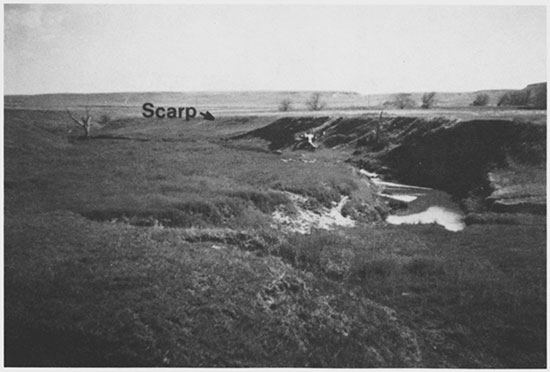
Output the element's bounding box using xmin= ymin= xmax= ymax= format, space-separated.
xmin=392 ymin=93 xmax=415 ymax=109
xmin=66 ymin=107 xmax=93 ymax=138
xmin=306 ymin=93 xmax=326 ymax=111
xmin=421 ymin=92 xmax=436 ymax=109
xmin=472 ymin=93 xmax=489 ymax=106
xmin=278 ymin=98 xmax=292 ymax=112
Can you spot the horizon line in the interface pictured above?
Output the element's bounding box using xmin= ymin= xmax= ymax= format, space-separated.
xmin=5 ymin=83 xmax=545 ymax=97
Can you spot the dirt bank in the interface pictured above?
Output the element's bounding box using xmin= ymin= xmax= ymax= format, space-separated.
xmin=233 ymin=115 xmax=546 ymax=217
xmin=380 ymin=119 xmax=545 ymax=197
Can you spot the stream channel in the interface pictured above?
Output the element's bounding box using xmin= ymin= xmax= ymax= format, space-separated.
xmin=359 ymin=170 xmax=466 ymax=232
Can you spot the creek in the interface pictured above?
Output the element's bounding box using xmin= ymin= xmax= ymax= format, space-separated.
xmin=360 ymin=170 xmax=466 ymax=232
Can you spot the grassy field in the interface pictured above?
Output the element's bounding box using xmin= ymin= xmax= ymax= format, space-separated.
xmin=4 ymin=106 xmax=546 ymax=367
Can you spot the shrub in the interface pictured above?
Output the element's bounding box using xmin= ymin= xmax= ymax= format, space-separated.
xmin=229 ymin=190 xmax=291 ymax=213
xmin=97 ymin=114 xmax=112 ymax=125
xmin=278 ymin=99 xmax=293 ymax=112
xmin=331 ymin=178 xmax=359 ymax=196
xmin=391 ymin=93 xmax=416 ymax=109
xmin=172 ymin=201 xmax=224 ymax=225
xmin=420 ymin=92 xmax=436 ymax=109
xmin=306 ymin=93 xmax=326 ymax=111
xmin=472 ymin=93 xmax=489 ymax=106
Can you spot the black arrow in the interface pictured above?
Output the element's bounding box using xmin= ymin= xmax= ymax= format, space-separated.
xmin=200 ymin=111 xmax=215 ymax=121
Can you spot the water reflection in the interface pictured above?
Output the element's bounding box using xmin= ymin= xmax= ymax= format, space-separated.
xmin=360 ymin=170 xmax=466 ymax=232
xmin=386 ymin=206 xmax=465 ymax=231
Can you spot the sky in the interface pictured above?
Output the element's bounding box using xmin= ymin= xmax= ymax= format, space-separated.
xmin=3 ymin=4 xmax=547 ymax=95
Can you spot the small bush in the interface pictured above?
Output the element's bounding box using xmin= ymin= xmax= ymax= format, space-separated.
xmin=472 ymin=93 xmax=489 ymax=106
xmin=97 ymin=114 xmax=112 ymax=125
xmin=420 ymin=92 xmax=436 ymax=109
xmin=331 ymin=178 xmax=359 ymax=196
xmin=278 ymin=99 xmax=293 ymax=112
xmin=229 ymin=190 xmax=292 ymax=213
xmin=391 ymin=93 xmax=416 ymax=109
xmin=279 ymin=184 xmax=340 ymax=209
xmin=306 ymin=93 xmax=326 ymax=111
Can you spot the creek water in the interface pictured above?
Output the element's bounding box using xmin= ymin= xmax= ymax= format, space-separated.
xmin=360 ymin=170 xmax=466 ymax=232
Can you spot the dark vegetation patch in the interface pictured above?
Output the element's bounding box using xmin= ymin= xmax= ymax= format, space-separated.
xmin=80 ymin=190 xmax=293 ymax=229
xmin=148 ymin=227 xmax=283 ymax=252
xmin=279 ymin=185 xmax=341 ymax=209
xmin=227 ymin=189 xmax=293 ymax=213
xmin=81 ymin=198 xmax=249 ymax=228
xmin=341 ymin=198 xmax=388 ymax=222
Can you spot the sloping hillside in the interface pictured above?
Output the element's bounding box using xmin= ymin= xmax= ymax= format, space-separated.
xmin=523 ymin=82 xmax=547 ymax=108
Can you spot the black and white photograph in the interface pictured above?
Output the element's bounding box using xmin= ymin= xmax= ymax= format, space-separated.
xmin=3 ymin=2 xmax=547 ymax=368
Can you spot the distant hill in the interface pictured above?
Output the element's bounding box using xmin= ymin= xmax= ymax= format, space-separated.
xmin=4 ymin=84 xmax=546 ymax=112
xmin=3 ymin=91 xmax=362 ymax=112
xmin=364 ymin=83 xmax=546 ymax=108
xmin=363 ymin=90 xmax=512 ymax=108
xmin=522 ymin=82 xmax=547 ymax=109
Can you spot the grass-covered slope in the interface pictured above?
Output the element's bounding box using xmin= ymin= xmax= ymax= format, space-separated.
xmin=4 ymin=108 xmax=546 ymax=367
xmin=4 ymin=110 xmax=386 ymax=225
xmin=5 ymin=211 xmax=423 ymax=367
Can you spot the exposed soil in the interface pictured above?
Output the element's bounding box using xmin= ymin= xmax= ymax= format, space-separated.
xmin=235 ymin=115 xmax=546 ymax=218
xmin=231 ymin=116 xmax=330 ymax=150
